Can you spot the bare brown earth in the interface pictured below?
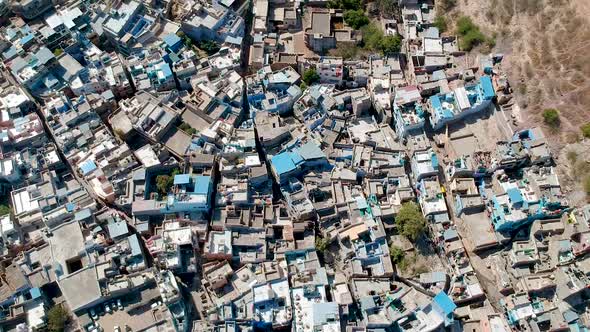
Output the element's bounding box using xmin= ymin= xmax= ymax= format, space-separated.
xmin=439 ymin=0 xmax=590 ymax=200
xmin=444 ymin=0 xmax=590 ymax=146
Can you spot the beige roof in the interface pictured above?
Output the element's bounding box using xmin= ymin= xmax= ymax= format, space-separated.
xmin=311 ymin=12 xmax=331 ymax=36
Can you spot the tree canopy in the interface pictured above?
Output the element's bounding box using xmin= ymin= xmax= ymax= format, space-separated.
xmin=155 ymin=169 xmax=180 ymax=196
xmin=362 ymin=23 xmax=402 ymax=55
xmin=315 ymin=237 xmax=330 ymax=253
xmin=456 ymin=16 xmax=487 ymax=51
xmin=47 ymin=305 xmax=69 ymax=332
xmin=344 ymin=10 xmax=370 ymax=29
xmin=302 ymin=68 xmax=320 ymax=86
xmin=395 ymin=202 xmax=426 ymax=241
xmin=328 ymin=0 xmax=362 ymax=10
xmin=389 ymin=245 xmax=405 ymax=264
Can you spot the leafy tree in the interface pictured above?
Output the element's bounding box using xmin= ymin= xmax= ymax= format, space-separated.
xmin=581 ymin=123 xmax=590 ymax=138
xmin=344 ymin=10 xmax=370 ymax=29
xmin=361 ymin=23 xmax=384 ymax=52
xmin=542 ymin=108 xmax=560 ymax=127
xmin=302 ymin=68 xmax=320 ymax=86
xmin=300 ymin=82 xmax=308 ymax=90
xmin=0 ymin=205 xmax=9 ymax=216
xmin=198 ymin=40 xmax=220 ymax=55
xmin=53 ymin=48 xmax=64 ymax=57
xmin=395 ymin=202 xmax=426 ymax=241
xmin=361 ymin=24 xmax=402 ymax=55
xmin=179 ymin=122 xmax=197 ymax=135
xmin=456 ymin=16 xmax=486 ymax=51
xmin=374 ymin=0 xmax=398 ymax=17
xmin=328 ymin=0 xmax=362 ymax=10
xmin=155 ymin=169 xmax=180 ymax=196
xmin=315 ymin=237 xmax=330 ymax=253
xmin=433 ymin=16 xmax=447 ymax=32
xmin=156 ymin=175 xmax=172 ymax=195
xmin=381 ymin=35 xmax=402 ymax=55
xmin=47 ymin=305 xmax=69 ymax=332
xmin=389 ymin=245 xmax=405 ymax=264
xmin=184 ymin=37 xmax=192 ymax=48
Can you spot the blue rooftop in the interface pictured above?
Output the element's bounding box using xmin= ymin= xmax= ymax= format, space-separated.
xmin=271 ymin=152 xmax=298 ymax=176
xmin=194 ymin=176 xmax=211 ymax=195
xmin=433 ymin=292 xmax=456 ymax=315
xmin=163 ymin=33 xmax=181 ymax=48
xmin=174 ymin=174 xmax=191 ymax=185
xmin=29 ymin=288 xmax=41 ymax=300
xmin=480 ymin=76 xmax=495 ymax=100
xmin=80 ymin=160 xmax=97 ymax=175
xmin=507 ymin=187 xmax=524 ymax=205
xmin=128 ymin=234 xmax=142 ymax=256
xmin=108 ymin=220 xmax=129 ymax=239
xmin=298 ymin=142 xmax=325 ymax=160
xmin=74 ymin=208 xmax=92 ymax=221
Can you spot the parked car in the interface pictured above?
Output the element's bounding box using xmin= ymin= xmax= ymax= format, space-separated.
xmin=114 ymin=326 xmax=121 ymax=332
xmin=117 ymin=299 xmax=123 ymax=311
xmin=104 ymin=303 xmax=112 ymax=314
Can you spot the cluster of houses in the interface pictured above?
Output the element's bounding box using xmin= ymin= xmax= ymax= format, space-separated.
xmin=0 ymin=0 xmax=586 ymax=331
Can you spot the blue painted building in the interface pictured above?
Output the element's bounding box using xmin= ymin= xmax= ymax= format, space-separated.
xmin=491 ymin=183 xmax=568 ymax=233
xmin=429 ymin=76 xmax=496 ymax=131
xmin=270 ymin=142 xmax=331 ymax=184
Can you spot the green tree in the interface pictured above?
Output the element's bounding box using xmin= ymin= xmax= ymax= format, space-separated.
xmin=456 ymin=16 xmax=486 ymax=51
xmin=155 ymin=168 xmax=179 ymax=196
xmin=156 ymin=175 xmax=172 ymax=195
xmin=433 ymin=16 xmax=447 ymax=32
xmin=542 ymin=108 xmax=560 ymax=127
xmin=0 ymin=205 xmax=9 ymax=216
xmin=361 ymin=23 xmax=384 ymax=51
xmin=395 ymin=202 xmax=426 ymax=241
xmin=53 ymin=48 xmax=64 ymax=57
xmin=315 ymin=237 xmax=330 ymax=253
xmin=302 ymin=68 xmax=320 ymax=86
xmin=47 ymin=305 xmax=69 ymax=332
xmin=179 ymin=122 xmax=197 ymax=135
xmin=381 ymin=35 xmax=402 ymax=55
xmin=328 ymin=0 xmax=362 ymax=10
xmin=344 ymin=10 xmax=370 ymax=29
xmin=389 ymin=245 xmax=405 ymax=264
xmin=198 ymin=40 xmax=220 ymax=55
xmin=580 ymin=123 xmax=590 ymax=138
xmin=300 ymin=81 xmax=308 ymax=90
